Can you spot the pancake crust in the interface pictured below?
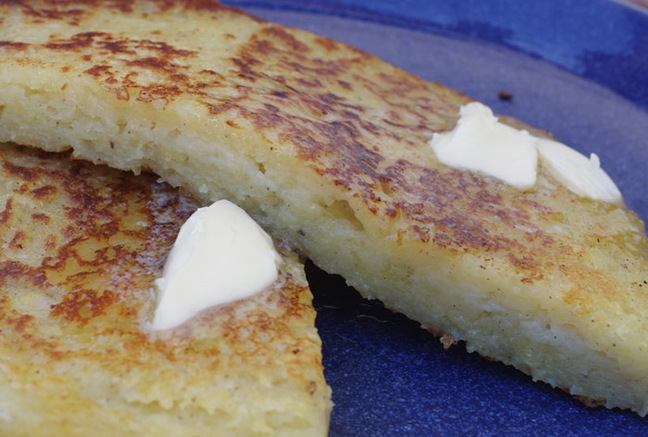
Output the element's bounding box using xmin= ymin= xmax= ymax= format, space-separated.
xmin=0 ymin=143 xmax=331 ymax=436
xmin=0 ymin=0 xmax=647 ymax=415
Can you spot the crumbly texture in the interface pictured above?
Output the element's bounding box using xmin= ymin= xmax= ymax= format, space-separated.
xmin=0 ymin=143 xmax=332 ymax=436
xmin=0 ymin=0 xmax=648 ymax=416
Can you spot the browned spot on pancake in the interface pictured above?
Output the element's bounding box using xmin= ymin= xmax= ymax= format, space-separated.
xmin=559 ymin=264 xmax=617 ymax=315
xmin=337 ymin=80 xmax=352 ymax=90
xmin=0 ymin=256 xmax=48 ymax=287
xmin=562 ymin=286 xmax=592 ymax=316
xmin=84 ymin=64 xmax=111 ymax=77
xmin=3 ymin=161 xmax=38 ymax=181
xmin=0 ymin=41 xmax=30 ymax=50
xmin=9 ymin=231 xmax=26 ymax=250
xmin=314 ymin=36 xmax=340 ymax=52
xmin=296 ymin=77 xmax=322 ymax=88
xmin=10 ymin=314 xmax=33 ymax=333
xmin=31 ymin=185 xmax=57 ymax=199
xmin=45 ymin=31 xmax=106 ymax=51
xmin=1 ymin=0 xmax=86 ymax=25
xmin=261 ymin=26 xmax=310 ymax=53
xmin=44 ymin=234 xmax=57 ymax=250
xmin=137 ymin=83 xmax=182 ymax=103
xmin=0 ymin=198 xmax=12 ymax=225
xmin=508 ymin=254 xmax=544 ymax=283
xmin=200 ymin=69 xmax=225 ymax=81
xmin=126 ymin=56 xmax=185 ymax=71
xmin=0 ymin=260 xmax=26 ymax=283
xmin=97 ymin=38 xmax=137 ymax=55
xmin=50 ymin=288 xmax=117 ymax=326
xmin=32 ymin=213 xmax=50 ymax=224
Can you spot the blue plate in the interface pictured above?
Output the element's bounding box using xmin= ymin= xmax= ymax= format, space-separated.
xmin=227 ymin=1 xmax=648 ymax=435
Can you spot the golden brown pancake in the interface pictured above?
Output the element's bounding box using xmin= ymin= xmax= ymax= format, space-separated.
xmin=0 ymin=143 xmax=331 ymax=436
xmin=0 ymin=0 xmax=647 ymax=415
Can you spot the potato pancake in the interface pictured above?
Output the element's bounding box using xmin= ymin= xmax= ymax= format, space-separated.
xmin=0 ymin=143 xmax=331 ymax=436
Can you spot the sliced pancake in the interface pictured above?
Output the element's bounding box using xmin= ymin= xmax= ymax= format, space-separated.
xmin=0 ymin=142 xmax=331 ymax=436
xmin=0 ymin=0 xmax=647 ymax=415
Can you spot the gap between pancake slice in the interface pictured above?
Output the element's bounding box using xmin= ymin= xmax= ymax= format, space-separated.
xmin=1 ymin=0 xmax=648 ymax=416
xmin=0 ymin=143 xmax=332 ymax=436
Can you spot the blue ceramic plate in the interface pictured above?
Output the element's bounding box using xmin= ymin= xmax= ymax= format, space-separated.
xmin=227 ymin=1 xmax=648 ymax=435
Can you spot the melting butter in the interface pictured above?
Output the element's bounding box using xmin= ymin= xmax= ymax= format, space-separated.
xmin=151 ymin=199 xmax=280 ymax=330
xmin=536 ymin=139 xmax=622 ymax=204
xmin=429 ymin=102 xmax=622 ymax=204
xmin=429 ymin=102 xmax=538 ymax=189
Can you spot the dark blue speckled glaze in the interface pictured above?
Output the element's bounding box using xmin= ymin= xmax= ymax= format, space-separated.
xmin=225 ymin=1 xmax=648 ymax=435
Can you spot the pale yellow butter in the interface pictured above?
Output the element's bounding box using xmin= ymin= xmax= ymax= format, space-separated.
xmin=429 ymin=102 xmax=622 ymax=204
xmin=429 ymin=102 xmax=538 ymax=189
xmin=537 ymin=138 xmax=622 ymax=204
xmin=151 ymin=200 xmax=280 ymax=330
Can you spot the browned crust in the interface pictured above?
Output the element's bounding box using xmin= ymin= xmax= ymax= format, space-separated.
xmin=1 ymin=0 xmax=645 ymax=338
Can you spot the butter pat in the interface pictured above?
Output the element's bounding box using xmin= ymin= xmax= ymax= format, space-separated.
xmin=429 ymin=102 xmax=538 ymax=189
xmin=429 ymin=102 xmax=622 ymax=204
xmin=537 ymin=139 xmax=622 ymax=204
xmin=151 ymin=200 xmax=280 ymax=330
